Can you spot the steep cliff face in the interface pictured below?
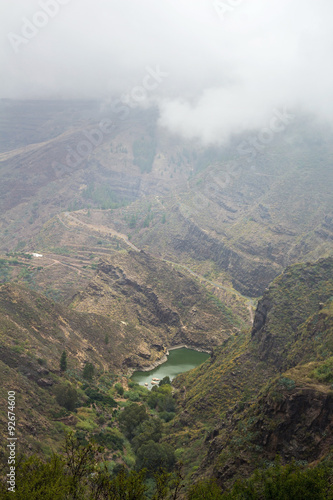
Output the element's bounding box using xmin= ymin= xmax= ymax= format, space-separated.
xmin=170 ymin=210 xmax=279 ymax=297
xmin=172 ymin=258 xmax=333 ymax=424
xmin=251 ymin=296 xmax=272 ymax=337
xmin=206 ymin=375 xmax=333 ymax=490
xmin=97 ymin=258 xmax=181 ymax=327
xmin=251 ymin=257 xmax=333 ymax=371
xmin=252 ymin=386 xmax=333 ymax=462
xmin=168 ymin=257 xmax=333 ymax=487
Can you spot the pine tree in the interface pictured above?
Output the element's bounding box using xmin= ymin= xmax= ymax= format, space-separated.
xmin=60 ymin=350 xmax=67 ymax=372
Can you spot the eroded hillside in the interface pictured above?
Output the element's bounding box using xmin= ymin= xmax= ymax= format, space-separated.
xmin=0 ymin=100 xmax=333 ymax=497
xmin=166 ymin=257 xmax=333 ymax=488
xmin=0 ymin=101 xmax=332 ymax=299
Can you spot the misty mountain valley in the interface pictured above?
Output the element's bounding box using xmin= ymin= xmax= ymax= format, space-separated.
xmin=1 ymin=2 xmax=333 ymax=499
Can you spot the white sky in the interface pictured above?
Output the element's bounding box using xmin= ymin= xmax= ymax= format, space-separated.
xmin=1 ymin=0 xmax=333 ymax=143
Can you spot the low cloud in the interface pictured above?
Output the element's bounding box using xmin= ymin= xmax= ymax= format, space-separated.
xmin=1 ymin=0 xmax=333 ymax=144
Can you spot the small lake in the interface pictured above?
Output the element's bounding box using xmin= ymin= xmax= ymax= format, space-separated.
xmin=131 ymin=347 xmax=210 ymax=389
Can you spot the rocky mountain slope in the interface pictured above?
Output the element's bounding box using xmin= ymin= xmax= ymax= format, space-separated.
xmin=166 ymin=257 xmax=333 ymax=488
xmin=0 ymin=99 xmax=332 ymax=496
xmin=71 ymin=250 xmax=244 ymax=360
xmin=107 ymin=129 xmax=333 ymax=296
xmin=0 ymin=100 xmax=332 ymax=299
xmin=0 ymin=247 xmax=245 ymax=455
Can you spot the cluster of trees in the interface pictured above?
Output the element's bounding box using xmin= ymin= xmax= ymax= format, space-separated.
xmin=118 ymin=403 xmax=175 ymax=476
xmin=0 ymin=433 xmax=181 ymax=499
xmin=188 ymin=457 xmax=333 ymax=499
xmin=59 ymin=351 xmax=94 ymax=380
xmin=13 ymin=353 xmax=332 ymax=498
xmin=54 ymin=361 xmax=177 ymax=479
xmin=56 ymin=352 xmax=97 ymax=411
xmin=147 ymin=382 xmax=176 ymax=422
xmin=1 ymin=439 xmax=332 ymax=499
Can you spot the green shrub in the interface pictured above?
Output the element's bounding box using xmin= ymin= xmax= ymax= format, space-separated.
xmin=54 ymin=383 xmax=78 ymax=411
xmin=84 ymin=387 xmax=117 ymax=407
xmin=312 ymin=357 xmax=333 ymax=383
xmin=224 ymin=457 xmax=333 ymax=499
xmin=136 ymin=441 xmax=175 ymax=475
xmin=159 ymin=376 xmax=171 ymax=386
xmin=118 ymin=403 xmax=149 ymax=440
xmin=278 ymin=377 xmax=296 ymax=390
xmin=188 ymin=479 xmax=223 ymax=499
xmin=83 ymin=363 xmax=95 ymax=380
xmin=159 ymin=411 xmax=175 ymax=422
xmin=148 ymin=385 xmax=175 ymax=412
xmin=124 ymin=390 xmax=140 ymax=402
xmin=115 ymin=382 xmax=124 ymax=396
xmin=92 ymin=430 xmax=124 ymax=451
xmin=132 ymin=418 xmax=163 ymax=452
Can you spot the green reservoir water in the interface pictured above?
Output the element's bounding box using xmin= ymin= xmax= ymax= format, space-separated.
xmin=131 ymin=348 xmax=210 ymax=389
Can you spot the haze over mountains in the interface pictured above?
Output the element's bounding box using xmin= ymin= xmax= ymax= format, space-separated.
xmin=0 ymin=100 xmax=331 ymax=297
xmin=0 ymin=1 xmax=333 ymax=498
xmin=2 ymin=0 xmax=333 ymax=139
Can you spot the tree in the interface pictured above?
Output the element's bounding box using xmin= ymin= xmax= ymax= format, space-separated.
xmin=148 ymin=385 xmax=175 ymax=412
xmin=132 ymin=418 xmax=163 ymax=452
xmin=63 ymin=432 xmax=98 ymax=499
xmin=226 ymin=457 xmax=333 ymax=500
xmin=159 ymin=376 xmax=171 ymax=386
xmin=136 ymin=441 xmax=175 ymax=475
xmin=97 ymin=467 xmax=148 ymax=500
xmin=55 ymin=383 xmax=78 ymax=411
xmin=118 ymin=403 xmax=148 ymax=440
xmin=0 ymin=437 xmax=175 ymax=500
xmin=187 ymin=479 xmax=223 ymax=499
xmin=60 ymin=350 xmax=67 ymax=372
xmin=115 ymin=382 xmax=124 ymax=396
xmin=83 ymin=362 xmax=94 ymax=380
